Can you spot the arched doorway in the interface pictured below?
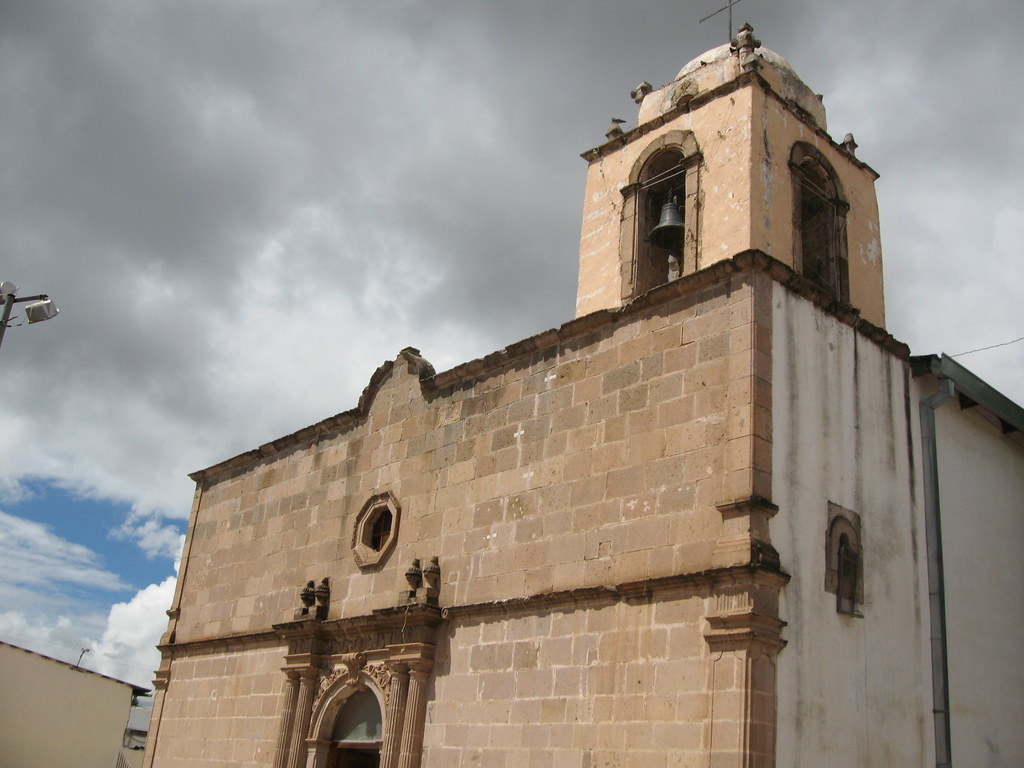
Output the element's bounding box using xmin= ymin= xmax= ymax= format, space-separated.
xmin=328 ymin=688 xmax=382 ymax=768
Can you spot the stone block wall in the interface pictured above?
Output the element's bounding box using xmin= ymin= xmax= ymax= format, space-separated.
xmin=150 ymin=640 xmax=284 ymax=767
xmin=169 ymin=264 xmax=771 ymax=647
xmin=424 ymin=593 xmax=710 ymax=768
xmin=150 ymin=255 xmax=792 ymax=768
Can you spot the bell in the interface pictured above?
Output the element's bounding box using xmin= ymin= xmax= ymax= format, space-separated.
xmin=649 ymin=201 xmax=684 ymax=251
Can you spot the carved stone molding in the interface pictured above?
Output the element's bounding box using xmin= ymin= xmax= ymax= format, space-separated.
xmin=274 ymin=605 xmax=442 ymax=768
xmin=712 ymin=495 xmax=781 ymax=570
xmin=705 ymin=610 xmax=787 ymax=655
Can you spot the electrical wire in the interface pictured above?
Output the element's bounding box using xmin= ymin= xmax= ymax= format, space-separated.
xmin=950 ymin=335 xmax=1024 ymax=358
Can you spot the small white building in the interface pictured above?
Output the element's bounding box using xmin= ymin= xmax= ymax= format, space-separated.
xmin=0 ymin=640 xmax=149 ymax=768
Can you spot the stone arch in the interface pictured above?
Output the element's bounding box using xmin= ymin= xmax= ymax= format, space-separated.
xmin=304 ymin=663 xmax=391 ymax=768
xmin=627 ymin=129 xmax=701 ymax=186
xmin=309 ymin=669 xmax=387 ymax=744
xmin=619 ymin=130 xmax=703 ymax=299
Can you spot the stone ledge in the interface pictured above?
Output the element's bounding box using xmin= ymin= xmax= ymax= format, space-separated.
xmin=159 ymin=565 xmax=790 ymax=655
xmin=441 ymin=562 xmax=789 ymax=625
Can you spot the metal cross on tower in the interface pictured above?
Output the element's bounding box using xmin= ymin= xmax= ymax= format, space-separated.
xmin=699 ymin=0 xmax=745 ymax=41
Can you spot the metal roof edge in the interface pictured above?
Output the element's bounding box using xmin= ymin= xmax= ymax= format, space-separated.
xmin=911 ymin=353 xmax=1024 ymax=434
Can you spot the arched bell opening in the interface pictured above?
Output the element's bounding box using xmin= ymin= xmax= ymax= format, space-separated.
xmin=618 ymin=130 xmax=702 ymax=303
xmin=636 ymin=148 xmax=688 ymax=294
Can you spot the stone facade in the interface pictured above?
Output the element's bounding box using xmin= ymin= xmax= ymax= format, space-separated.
xmin=145 ymin=27 xmax=1024 ymax=768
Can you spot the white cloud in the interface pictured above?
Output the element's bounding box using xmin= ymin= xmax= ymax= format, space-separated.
xmin=0 ymin=509 xmax=128 ymax=594
xmin=114 ymin=515 xmax=186 ymax=561
xmin=87 ymin=575 xmax=177 ymax=688
xmin=0 ymin=507 xmax=177 ymax=688
xmin=0 ymin=575 xmax=177 ymax=690
xmin=0 ymin=610 xmax=106 ymax=667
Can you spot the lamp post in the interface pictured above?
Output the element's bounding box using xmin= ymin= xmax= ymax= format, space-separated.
xmin=0 ymin=281 xmax=59 ymax=351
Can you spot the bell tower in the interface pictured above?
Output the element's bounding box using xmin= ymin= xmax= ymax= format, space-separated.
xmin=575 ymin=24 xmax=886 ymax=328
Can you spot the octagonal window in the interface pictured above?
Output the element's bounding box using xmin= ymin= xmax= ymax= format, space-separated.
xmin=352 ymin=492 xmax=400 ymax=568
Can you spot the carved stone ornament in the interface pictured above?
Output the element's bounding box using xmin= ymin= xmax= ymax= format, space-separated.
xmin=314 ymin=653 xmax=368 ymax=708
xmin=366 ymin=663 xmax=393 ymax=703
xmin=342 ymin=651 xmax=367 ymax=679
xmin=630 ymin=81 xmax=652 ymax=104
xmin=730 ymin=22 xmax=762 ymax=71
xmin=316 ymin=667 xmax=348 ymax=703
xmin=605 ymin=118 xmax=626 ymax=141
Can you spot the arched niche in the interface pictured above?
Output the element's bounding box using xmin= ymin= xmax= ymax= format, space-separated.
xmin=824 ymin=503 xmax=862 ymax=616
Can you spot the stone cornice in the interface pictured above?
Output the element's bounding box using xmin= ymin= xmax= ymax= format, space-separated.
xmin=441 ymin=563 xmax=789 ymax=624
xmin=158 ymin=566 xmax=788 ymax=655
xmin=273 ymin=603 xmax=444 ymax=640
xmin=157 ymin=628 xmax=278 ymax=654
xmin=580 ymin=69 xmax=879 ymax=180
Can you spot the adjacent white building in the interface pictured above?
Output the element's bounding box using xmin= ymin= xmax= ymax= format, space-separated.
xmin=0 ymin=640 xmax=149 ymax=768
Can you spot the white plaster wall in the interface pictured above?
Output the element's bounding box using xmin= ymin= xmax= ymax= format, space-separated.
xmin=771 ymin=286 xmax=931 ymax=766
xmin=0 ymin=642 xmax=135 ymax=768
xmin=926 ymin=386 xmax=1024 ymax=766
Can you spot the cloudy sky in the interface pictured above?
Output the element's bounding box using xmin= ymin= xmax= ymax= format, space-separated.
xmin=1 ymin=0 xmax=1021 ymax=689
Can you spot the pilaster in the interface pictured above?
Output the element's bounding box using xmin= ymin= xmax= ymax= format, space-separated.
xmin=272 ymin=671 xmax=301 ymax=768
xmin=703 ymin=568 xmax=788 ymax=768
xmin=380 ymin=663 xmax=410 ymax=768
xmin=140 ymin=660 xmax=171 ymax=768
xmin=288 ymin=668 xmax=320 ymax=768
xmin=397 ymin=662 xmax=432 ymax=768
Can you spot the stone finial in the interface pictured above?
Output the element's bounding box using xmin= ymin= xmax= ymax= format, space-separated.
xmin=630 ymin=81 xmax=653 ymax=104
xmin=405 ymin=559 xmax=423 ymax=590
xmin=605 ymin=118 xmax=626 ymax=141
xmin=731 ymin=22 xmax=761 ymax=53
xmin=399 ymin=558 xmax=423 ymax=604
xmin=841 ymin=133 xmax=859 ymax=157
xmin=296 ymin=580 xmax=316 ymax=619
xmin=399 ymin=347 xmax=435 ymax=379
xmin=300 ymin=580 xmax=316 ymax=608
xmin=423 ymin=556 xmax=441 ymax=590
xmin=313 ymin=578 xmax=331 ymax=620
xmin=419 ymin=556 xmax=441 ymax=606
xmin=314 ymin=578 xmax=330 ymax=606
xmin=730 ymin=23 xmax=762 ymax=71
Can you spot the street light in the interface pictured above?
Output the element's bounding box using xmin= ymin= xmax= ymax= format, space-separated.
xmin=0 ymin=281 xmax=59 ymax=351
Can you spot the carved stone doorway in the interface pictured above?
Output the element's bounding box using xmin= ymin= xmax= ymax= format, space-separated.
xmin=328 ymin=688 xmax=382 ymax=768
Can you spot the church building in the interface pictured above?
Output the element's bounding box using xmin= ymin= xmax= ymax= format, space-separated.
xmin=143 ymin=27 xmax=1024 ymax=768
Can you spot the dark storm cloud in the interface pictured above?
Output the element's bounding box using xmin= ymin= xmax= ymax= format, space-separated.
xmin=0 ymin=0 xmax=1021 ymax=537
